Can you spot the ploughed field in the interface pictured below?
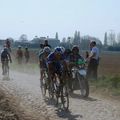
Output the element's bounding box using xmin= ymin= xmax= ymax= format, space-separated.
xmin=11 ymin=49 xmax=120 ymax=76
xmin=98 ymin=51 xmax=120 ymax=76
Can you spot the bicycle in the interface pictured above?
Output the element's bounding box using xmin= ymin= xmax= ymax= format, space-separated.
xmin=40 ymin=68 xmax=49 ymax=97
xmin=40 ymin=68 xmax=55 ymax=100
xmin=49 ymin=69 xmax=69 ymax=110
xmin=71 ymin=60 xmax=89 ymax=97
xmin=2 ymin=59 xmax=10 ymax=79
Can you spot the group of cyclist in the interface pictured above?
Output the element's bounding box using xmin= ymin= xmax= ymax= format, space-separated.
xmin=0 ymin=38 xmax=99 ymax=84
xmin=39 ymin=40 xmax=100 ymax=92
xmin=38 ymin=40 xmax=85 ymax=92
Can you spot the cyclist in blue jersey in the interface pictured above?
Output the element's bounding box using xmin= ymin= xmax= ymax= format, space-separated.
xmin=47 ymin=47 xmax=68 ymax=82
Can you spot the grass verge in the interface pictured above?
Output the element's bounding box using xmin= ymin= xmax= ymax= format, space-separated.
xmin=90 ymin=75 xmax=120 ymax=97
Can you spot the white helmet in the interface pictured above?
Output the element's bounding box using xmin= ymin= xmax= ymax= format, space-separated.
xmin=54 ymin=46 xmax=62 ymax=54
xmin=43 ymin=47 xmax=51 ymax=53
xmin=60 ymin=46 xmax=65 ymax=53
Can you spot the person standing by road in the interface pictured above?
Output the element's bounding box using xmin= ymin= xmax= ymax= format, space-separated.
xmin=16 ymin=46 xmax=23 ymax=64
xmin=24 ymin=47 xmax=30 ymax=63
xmin=87 ymin=41 xmax=99 ymax=80
xmin=43 ymin=40 xmax=51 ymax=48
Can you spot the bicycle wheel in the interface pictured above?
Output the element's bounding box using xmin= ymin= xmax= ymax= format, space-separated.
xmin=48 ymin=79 xmax=54 ymax=99
xmin=41 ymin=79 xmax=47 ymax=97
xmin=4 ymin=62 xmax=9 ymax=76
xmin=76 ymin=72 xmax=89 ymax=97
xmin=53 ymin=81 xmax=59 ymax=106
xmin=6 ymin=64 xmax=9 ymax=76
xmin=60 ymin=84 xmax=69 ymax=110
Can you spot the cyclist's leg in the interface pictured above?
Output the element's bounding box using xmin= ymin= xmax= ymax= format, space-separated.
xmin=40 ymin=60 xmax=46 ymax=80
xmin=47 ymin=62 xmax=56 ymax=87
xmin=6 ymin=61 xmax=9 ymax=75
xmin=40 ymin=68 xmax=44 ymax=80
xmin=2 ymin=61 xmax=4 ymax=75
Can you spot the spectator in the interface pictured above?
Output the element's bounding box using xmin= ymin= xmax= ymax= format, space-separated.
xmin=16 ymin=46 xmax=23 ymax=64
xmin=43 ymin=40 xmax=51 ymax=48
xmin=24 ymin=47 xmax=30 ymax=63
xmin=87 ymin=41 xmax=99 ymax=80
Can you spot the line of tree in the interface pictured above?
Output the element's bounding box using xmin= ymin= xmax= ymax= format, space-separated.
xmin=103 ymin=31 xmax=120 ymax=51
xmin=60 ymin=31 xmax=102 ymax=51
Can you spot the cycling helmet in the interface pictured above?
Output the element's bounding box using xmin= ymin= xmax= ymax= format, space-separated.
xmin=72 ymin=45 xmax=79 ymax=53
xmin=60 ymin=46 xmax=65 ymax=53
xmin=54 ymin=47 xmax=62 ymax=54
xmin=43 ymin=47 xmax=51 ymax=53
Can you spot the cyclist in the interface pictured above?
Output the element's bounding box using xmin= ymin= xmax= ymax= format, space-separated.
xmin=16 ymin=45 xmax=23 ymax=64
xmin=1 ymin=46 xmax=12 ymax=75
xmin=47 ymin=47 xmax=68 ymax=83
xmin=5 ymin=39 xmax=11 ymax=52
xmin=39 ymin=46 xmax=51 ymax=81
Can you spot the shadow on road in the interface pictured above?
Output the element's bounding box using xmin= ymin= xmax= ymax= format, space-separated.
xmin=44 ymin=96 xmax=83 ymax=120
xmin=56 ymin=109 xmax=83 ymax=120
xmin=69 ymin=92 xmax=97 ymax=101
xmin=44 ymin=96 xmax=57 ymax=107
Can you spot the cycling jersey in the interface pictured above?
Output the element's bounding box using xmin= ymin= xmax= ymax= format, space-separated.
xmin=47 ymin=52 xmax=65 ymax=63
xmin=69 ymin=53 xmax=84 ymax=62
xmin=47 ymin=52 xmax=66 ymax=75
xmin=39 ymin=51 xmax=48 ymax=69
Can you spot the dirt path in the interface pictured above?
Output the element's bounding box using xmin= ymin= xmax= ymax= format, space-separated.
xmin=0 ymin=69 xmax=120 ymax=120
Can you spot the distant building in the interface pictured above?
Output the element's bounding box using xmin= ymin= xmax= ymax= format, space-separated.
xmin=0 ymin=39 xmax=5 ymax=46
xmin=31 ymin=36 xmax=60 ymax=48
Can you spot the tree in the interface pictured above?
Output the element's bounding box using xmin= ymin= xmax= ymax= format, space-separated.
xmin=73 ymin=31 xmax=80 ymax=45
xmin=117 ymin=33 xmax=120 ymax=45
xmin=55 ymin=32 xmax=59 ymax=40
xmin=62 ymin=37 xmax=66 ymax=43
xmin=104 ymin=32 xmax=108 ymax=46
xmin=108 ymin=30 xmax=116 ymax=46
xmin=19 ymin=34 xmax=28 ymax=42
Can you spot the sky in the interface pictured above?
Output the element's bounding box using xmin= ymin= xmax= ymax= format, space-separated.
xmin=0 ymin=0 xmax=120 ymax=42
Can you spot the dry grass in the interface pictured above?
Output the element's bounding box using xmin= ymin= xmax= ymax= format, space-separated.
xmin=98 ymin=51 xmax=120 ymax=76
